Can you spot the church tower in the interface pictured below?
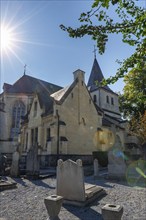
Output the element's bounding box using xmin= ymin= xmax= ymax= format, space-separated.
xmin=87 ymin=58 xmax=121 ymax=119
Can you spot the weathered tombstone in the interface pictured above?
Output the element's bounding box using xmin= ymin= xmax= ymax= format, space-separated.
xmin=108 ymin=150 xmax=127 ymax=179
xmin=57 ymin=159 xmax=85 ymax=202
xmin=56 ymin=159 xmax=105 ymax=206
xmin=94 ymin=158 xmax=99 ymax=179
xmin=10 ymin=150 xmax=20 ymax=177
xmin=0 ymin=154 xmax=7 ymax=176
xmin=26 ymin=144 xmax=40 ymax=179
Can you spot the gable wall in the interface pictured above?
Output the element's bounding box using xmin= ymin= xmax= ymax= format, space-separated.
xmin=53 ymin=79 xmax=102 ymax=155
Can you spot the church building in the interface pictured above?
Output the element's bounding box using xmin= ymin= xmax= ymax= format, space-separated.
xmin=0 ymin=58 xmax=139 ymax=167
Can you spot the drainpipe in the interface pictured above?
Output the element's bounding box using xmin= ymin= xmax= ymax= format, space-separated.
xmin=56 ymin=110 xmax=60 ymax=163
xmin=99 ymin=87 xmax=101 ymax=107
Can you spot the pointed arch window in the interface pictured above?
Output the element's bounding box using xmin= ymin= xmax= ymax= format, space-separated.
xmin=11 ymin=101 xmax=25 ymax=138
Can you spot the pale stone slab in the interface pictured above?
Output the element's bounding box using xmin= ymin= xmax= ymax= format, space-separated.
xmin=10 ymin=151 xmax=20 ymax=177
xmin=57 ymin=159 xmax=85 ymax=202
xmin=94 ymin=159 xmax=99 ymax=178
xmin=56 ymin=159 xmax=106 ymax=206
xmin=108 ymin=150 xmax=127 ymax=179
xmin=26 ymin=144 xmax=40 ymax=178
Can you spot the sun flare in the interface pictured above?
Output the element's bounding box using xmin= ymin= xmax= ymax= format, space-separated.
xmin=1 ymin=25 xmax=15 ymax=51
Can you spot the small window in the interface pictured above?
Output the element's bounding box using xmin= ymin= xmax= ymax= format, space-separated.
xmin=82 ymin=117 xmax=86 ymax=125
xmin=31 ymin=129 xmax=34 ymax=145
xmin=25 ymin=133 xmax=28 ymax=150
xmin=111 ymin=97 xmax=114 ymax=105
xmin=34 ymin=101 xmax=37 ymax=117
xmin=31 ymin=128 xmax=38 ymax=146
xmin=35 ymin=127 xmax=38 ymax=144
xmin=93 ymin=95 xmax=97 ymax=103
xmin=71 ymin=93 xmax=73 ymax=98
xmin=106 ymin=95 xmax=109 ymax=103
xmin=46 ymin=128 xmax=51 ymax=141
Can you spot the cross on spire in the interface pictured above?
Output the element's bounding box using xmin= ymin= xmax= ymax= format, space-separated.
xmin=93 ymin=45 xmax=97 ymax=58
xmin=24 ymin=64 xmax=27 ymax=75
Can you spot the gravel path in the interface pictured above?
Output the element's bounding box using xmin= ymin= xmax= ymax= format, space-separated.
xmin=0 ymin=176 xmax=146 ymax=220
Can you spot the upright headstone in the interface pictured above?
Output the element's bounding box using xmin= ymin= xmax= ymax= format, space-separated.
xmin=0 ymin=154 xmax=7 ymax=176
xmin=94 ymin=158 xmax=99 ymax=178
xmin=57 ymin=159 xmax=85 ymax=202
xmin=10 ymin=150 xmax=20 ymax=177
xmin=56 ymin=159 xmax=106 ymax=206
xmin=26 ymin=144 xmax=40 ymax=178
xmin=108 ymin=150 xmax=127 ymax=179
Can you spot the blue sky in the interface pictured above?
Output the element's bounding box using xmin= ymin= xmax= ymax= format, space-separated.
xmin=0 ymin=0 xmax=145 ymax=93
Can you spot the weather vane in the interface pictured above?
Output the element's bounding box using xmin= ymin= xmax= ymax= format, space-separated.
xmin=24 ymin=64 xmax=27 ymax=75
xmin=93 ymin=45 xmax=97 ymax=58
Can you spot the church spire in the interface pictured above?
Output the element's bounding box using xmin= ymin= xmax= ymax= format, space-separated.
xmin=87 ymin=57 xmax=104 ymax=88
xmin=87 ymin=55 xmax=112 ymax=92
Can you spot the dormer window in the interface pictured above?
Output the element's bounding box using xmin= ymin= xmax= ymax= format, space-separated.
xmin=34 ymin=101 xmax=37 ymax=117
xmin=106 ymin=95 xmax=109 ymax=103
xmin=111 ymin=97 xmax=114 ymax=105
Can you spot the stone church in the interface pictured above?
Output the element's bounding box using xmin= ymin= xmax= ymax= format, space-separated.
xmin=0 ymin=58 xmax=139 ymax=167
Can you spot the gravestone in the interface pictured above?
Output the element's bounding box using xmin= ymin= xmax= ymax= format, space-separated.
xmin=0 ymin=154 xmax=7 ymax=176
xmin=108 ymin=150 xmax=127 ymax=179
xmin=26 ymin=144 xmax=40 ymax=179
xmin=94 ymin=159 xmax=99 ymax=179
xmin=57 ymin=159 xmax=105 ymax=206
xmin=10 ymin=150 xmax=20 ymax=177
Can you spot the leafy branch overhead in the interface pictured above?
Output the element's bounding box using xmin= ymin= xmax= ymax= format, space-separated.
xmin=60 ymin=0 xmax=146 ymax=84
xmin=119 ymin=63 xmax=146 ymax=120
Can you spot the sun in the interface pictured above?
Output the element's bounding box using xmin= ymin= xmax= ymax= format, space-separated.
xmin=1 ymin=25 xmax=15 ymax=51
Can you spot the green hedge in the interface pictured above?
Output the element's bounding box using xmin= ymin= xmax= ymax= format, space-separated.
xmin=92 ymin=151 xmax=108 ymax=167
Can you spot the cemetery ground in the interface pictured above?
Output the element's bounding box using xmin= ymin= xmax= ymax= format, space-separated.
xmin=0 ymin=170 xmax=146 ymax=220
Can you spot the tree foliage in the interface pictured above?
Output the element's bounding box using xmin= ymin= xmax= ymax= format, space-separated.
xmin=60 ymin=0 xmax=146 ymax=84
xmin=119 ymin=63 xmax=146 ymax=119
xmin=129 ymin=111 xmax=146 ymax=144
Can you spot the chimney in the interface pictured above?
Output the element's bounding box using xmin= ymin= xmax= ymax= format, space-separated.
xmin=73 ymin=69 xmax=85 ymax=82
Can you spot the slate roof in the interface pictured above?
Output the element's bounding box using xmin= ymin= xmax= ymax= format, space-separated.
xmin=87 ymin=58 xmax=115 ymax=94
xmin=103 ymin=114 xmax=125 ymax=129
xmin=3 ymin=74 xmax=63 ymax=117
xmin=3 ymin=74 xmax=62 ymax=95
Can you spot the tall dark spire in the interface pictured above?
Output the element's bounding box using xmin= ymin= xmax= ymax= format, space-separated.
xmin=87 ymin=58 xmax=112 ymax=92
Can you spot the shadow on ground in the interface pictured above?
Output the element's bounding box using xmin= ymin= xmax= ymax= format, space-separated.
xmin=30 ymin=179 xmax=55 ymax=189
xmin=63 ymin=204 xmax=102 ymax=220
xmin=11 ymin=177 xmax=55 ymax=189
